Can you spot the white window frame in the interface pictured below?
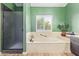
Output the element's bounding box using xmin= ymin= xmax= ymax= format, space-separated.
xmin=36 ymin=15 xmax=53 ymax=32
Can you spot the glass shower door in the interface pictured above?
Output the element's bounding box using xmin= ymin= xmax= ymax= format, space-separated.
xmin=3 ymin=11 xmax=23 ymax=50
xmin=3 ymin=11 xmax=15 ymax=50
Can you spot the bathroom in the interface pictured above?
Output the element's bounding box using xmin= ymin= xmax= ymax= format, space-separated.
xmin=0 ymin=3 xmax=79 ymax=56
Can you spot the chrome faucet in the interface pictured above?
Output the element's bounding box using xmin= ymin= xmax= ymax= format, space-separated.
xmin=30 ymin=35 xmax=34 ymax=42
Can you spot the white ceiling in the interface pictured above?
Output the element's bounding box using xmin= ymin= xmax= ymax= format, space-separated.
xmin=15 ymin=3 xmax=67 ymax=7
xmin=31 ymin=3 xmax=67 ymax=7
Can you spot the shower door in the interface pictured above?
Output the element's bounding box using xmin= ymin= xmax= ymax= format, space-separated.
xmin=2 ymin=5 xmax=23 ymax=51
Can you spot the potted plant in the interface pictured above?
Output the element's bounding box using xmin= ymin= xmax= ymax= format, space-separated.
xmin=57 ymin=24 xmax=69 ymax=36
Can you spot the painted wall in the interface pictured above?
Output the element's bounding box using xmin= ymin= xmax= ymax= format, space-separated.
xmin=23 ymin=3 xmax=31 ymax=51
xmin=3 ymin=3 xmax=14 ymax=10
xmin=30 ymin=7 xmax=66 ymax=32
xmin=26 ymin=4 xmax=31 ymax=33
xmin=66 ymin=3 xmax=79 ymax=32
xmin=65 ymin=4 xmax=72 ymax=32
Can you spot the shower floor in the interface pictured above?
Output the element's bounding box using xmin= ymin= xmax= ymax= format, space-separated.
xmin=9 ymin=42 xmax=23 ymax=50
xmin=2 ymin=42 xmax=23 ymax=53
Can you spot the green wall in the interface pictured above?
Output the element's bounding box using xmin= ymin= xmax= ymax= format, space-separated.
xmin=65 ymin=4 xmax=72 ymax=31
xmin=26 ymin=4 xmax=31 ymax=33
xmin=23 ymin=3 xmax=31 ymax=51
xmin=30 ymin=7 xmax=66 ymax=32
xmin=66 ymin=3 xmax=79 ymax=32
xmin=3 ymin=3 xmax=14 ymax=10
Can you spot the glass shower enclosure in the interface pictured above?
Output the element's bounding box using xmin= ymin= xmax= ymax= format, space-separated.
xmin=1 ymin=4 xmax=23 ymax=52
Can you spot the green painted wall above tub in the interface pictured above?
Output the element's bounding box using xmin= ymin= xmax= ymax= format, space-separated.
xmin=30 ymin=7 xmax=66 ymax=32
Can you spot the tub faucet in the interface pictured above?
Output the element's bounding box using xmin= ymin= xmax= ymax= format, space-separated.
xmin=30 ymin=35 xmax=34 ymax=42
xmin=40 ymin=34 xmax=47 ymax=37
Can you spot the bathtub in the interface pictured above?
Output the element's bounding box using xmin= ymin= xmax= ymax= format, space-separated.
xmin=26 ymin=32 xmax=70 ymax=54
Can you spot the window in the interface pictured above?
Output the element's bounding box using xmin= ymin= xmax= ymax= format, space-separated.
xmin=36 ymin=15 xmax=52 ymax=32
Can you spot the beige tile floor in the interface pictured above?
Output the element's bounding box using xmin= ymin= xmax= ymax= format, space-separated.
xmin=0 ymin=52 xmax=75 ymax=56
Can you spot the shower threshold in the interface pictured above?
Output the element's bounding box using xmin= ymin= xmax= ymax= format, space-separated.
xmin=2 ymin=49 xmax=23 ymax=54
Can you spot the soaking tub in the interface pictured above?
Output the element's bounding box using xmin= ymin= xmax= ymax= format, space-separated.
xmin=26 ymin=32 xmax=70 ymax=54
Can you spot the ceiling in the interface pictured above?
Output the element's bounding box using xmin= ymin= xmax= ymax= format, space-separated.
xmin=31 ymin=3 xmax=67 ymax=7
xmin=15 ymin=3 xmax=67 ymax=7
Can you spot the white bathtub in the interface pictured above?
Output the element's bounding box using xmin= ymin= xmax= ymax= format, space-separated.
xmin=26 ymin=32 xmax=70 ymax=54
